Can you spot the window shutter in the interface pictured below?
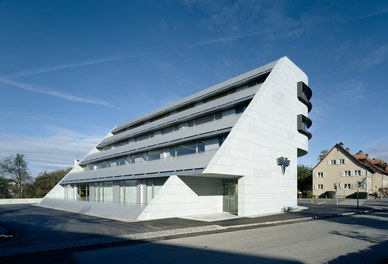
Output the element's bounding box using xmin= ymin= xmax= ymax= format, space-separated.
xmin=323 ymin=172 xmax=326 ymax=177
xmin=339 ymin=183 xmax=343 ymax=189
xmin=314 ymin=185 xmax=317 ymax=190
xmin=336 ymin=159 xmax=340 ymax=165
xmin=361 ymin=170 xmax=365 ymax=176
xmin=340 ymin=171 xmax=345 ymax=176
xmin=327 ymin=160 xmax=331 ymax=165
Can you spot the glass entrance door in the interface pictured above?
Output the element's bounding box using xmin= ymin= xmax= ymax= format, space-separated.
xmin=223 ymin=179 xmax=238 ymax=215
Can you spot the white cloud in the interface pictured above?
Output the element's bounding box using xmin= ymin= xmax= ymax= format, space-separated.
xmin=190 ymin=28 xmax=283 ymax=47
xmin=357 ymin=44 xmax=388 ymax=70
xmin=3 ymin=52 xmax=158 ymax=79
xmin=322 ymin=79 xmax=366 ymax=104
xmin=181 ymin=0 xmax=304 ymax=47
xmin=0 ymin=77 xmax=113 ymax=107
xmin=348 ymin=6 xmax=388 ymax=21
xmin=0 ymin=128 xmax=102 ymax=177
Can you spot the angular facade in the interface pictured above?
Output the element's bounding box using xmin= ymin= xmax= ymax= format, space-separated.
xmin=313 ymin=143 xmax=388 ymax=198
xmin=39 ymin=56 xmax=312 ymax=221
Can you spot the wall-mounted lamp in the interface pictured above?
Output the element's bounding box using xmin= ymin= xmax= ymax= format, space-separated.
xmin=277 ymin=156 xmax=290 ymax=175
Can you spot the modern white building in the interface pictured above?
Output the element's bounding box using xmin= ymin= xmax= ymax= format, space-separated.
xmin=39 ymin=56 xmax=312 ymax=221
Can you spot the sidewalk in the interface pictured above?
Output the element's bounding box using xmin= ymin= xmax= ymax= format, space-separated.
xmin=0 ymin=200 xmax=386 ymax=257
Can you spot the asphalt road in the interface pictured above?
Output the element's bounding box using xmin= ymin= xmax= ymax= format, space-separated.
xmin=0 ymin=199 xmax=387 ymax=263
xmin=74 ymin=211 xmax=388 ymax=264
xmin=0 ymin=204 xmax=209 ymax=247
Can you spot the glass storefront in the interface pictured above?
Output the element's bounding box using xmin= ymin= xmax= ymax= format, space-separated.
xmin=67 ymin=177 xmax=168 ymax=205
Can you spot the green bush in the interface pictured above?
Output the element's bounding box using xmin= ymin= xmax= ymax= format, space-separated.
xmin=346 ymin=192 xmax=368 ymax=199
xmin=303 ymin=190 xmax=313 ymax=198
xmin=319 ymin=191 xmax=336 ymax=198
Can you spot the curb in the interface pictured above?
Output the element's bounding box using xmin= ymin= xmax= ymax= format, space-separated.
xmin=0 ymin=208 xmax=383 ymax=257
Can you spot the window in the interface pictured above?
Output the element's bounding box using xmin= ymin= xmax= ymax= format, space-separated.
xmin=132 ymin=153 xmax=145 ymax=163
xmin=297 ymin=81 xmax=312 ymax=112
xmin=297 ymin=114 xmax=312 ymax=139
xmin=124 ymin=180 xmax=138 ymax=203
xmin=169 ymin=147 xmax=176 ymax=157
xmin=176 ymin=143 xmax=197 ymax=156
xmin=218 ymin=136 xmax=227 ymax=146
xmin=161 ymin=126 xmax=174 ymax=134
xmin=317 ymin=184 xmax=324 ymax=190
xmin=102 ymin=182 xmax=113 ymax=202
xmin=354 ymin=170 xmax=362 ymax=176
xmin=339 ymin=159 xmax=345 ymax=164
xmin=86 ymin=135 xmax=229 ymax=170
xmin=98 ymin=161 xmax=109 ymax=169
xmin=317 ymin=172 xmax=324 ymax=178
xmin=344 ymin=183 xmax=352 ymax=189
xmin=235 ymin=105 xmax=247 ymax=114
xmin=117 ymin=157 xmax=126 ymax=166
xmin=197 ymin=141 xmax=205 ymax=153
xmin=148 ymin=150 xmax=161 ymax=161
xmin=195 ymin=114 xmax=214 ymax=126
xmin=344 ymin=170 xmax=352 ymax=176
xmin=215 ymin=112 xmax=223 ymax=120
xmin=146 ymin=179 xmax=154 ymax=203
xmin=330 ymin=160 xmax=337 ymax=165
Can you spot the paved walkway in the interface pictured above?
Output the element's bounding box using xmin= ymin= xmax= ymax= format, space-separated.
xmin=0 ymin=199 xmax=386 ymax=258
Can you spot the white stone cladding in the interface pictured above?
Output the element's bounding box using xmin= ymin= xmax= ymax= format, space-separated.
xmin=204 ymin=57 xmax=309 ymax=215
xmin=138 ymin=176 xmax=223 ymax=220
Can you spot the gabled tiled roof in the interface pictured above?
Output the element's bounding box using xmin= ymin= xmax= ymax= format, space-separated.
xmin=313 ymin=142 xmax=388 ymax=176
xmin=354 ymin=151 xmax=388 ymax=175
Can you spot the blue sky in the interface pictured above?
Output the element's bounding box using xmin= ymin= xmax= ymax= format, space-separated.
xmin=0 ymin=0 xmax=387 ymax=176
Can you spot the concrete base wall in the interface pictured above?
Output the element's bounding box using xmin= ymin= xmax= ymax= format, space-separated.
xmin=39 ymin=199 xmax=146 ymax=221
xmin=0 ymin=198 xmax=42 ymax=204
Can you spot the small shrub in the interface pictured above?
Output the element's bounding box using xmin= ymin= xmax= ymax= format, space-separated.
xmin=346 ymin=192 xmax=368 ymax=199
xmin=319 ymin=191 xmax=335 ymax=198
xmin=325 ymin=191 xmax=336 ymax=198
xmin=303 ymin=190 xmax=313 ymax=198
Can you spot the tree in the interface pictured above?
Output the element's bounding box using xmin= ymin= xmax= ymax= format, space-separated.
xmin=0 ymin=154 xmax=32 ymax=197
xmin=297 ymin=164 xmax=312 ymax=196
xmin=33 ymin=168 xmax=71 ymax=197
xmin=0 ymin=176 xmax=9 ymax=198
xmin=318 ymin=149 xmax=329 ymax=162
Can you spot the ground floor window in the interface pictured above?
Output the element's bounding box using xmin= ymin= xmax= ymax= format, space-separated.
xmin=121 ymin=177 xmax=167 ymax=204
xmin=67 ymin=177 xmax=168 ymax=204
xmin=78 ymin=184 xmax=90 ymax=201
xmin=122 ymin=180 xmax=138 ymax=204
xmin=102 ymin=182 xmax=113 ymax=202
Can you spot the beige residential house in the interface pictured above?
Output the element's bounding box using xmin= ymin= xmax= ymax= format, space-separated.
xmin=312 ymin=143 xmax=388 ymax=198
